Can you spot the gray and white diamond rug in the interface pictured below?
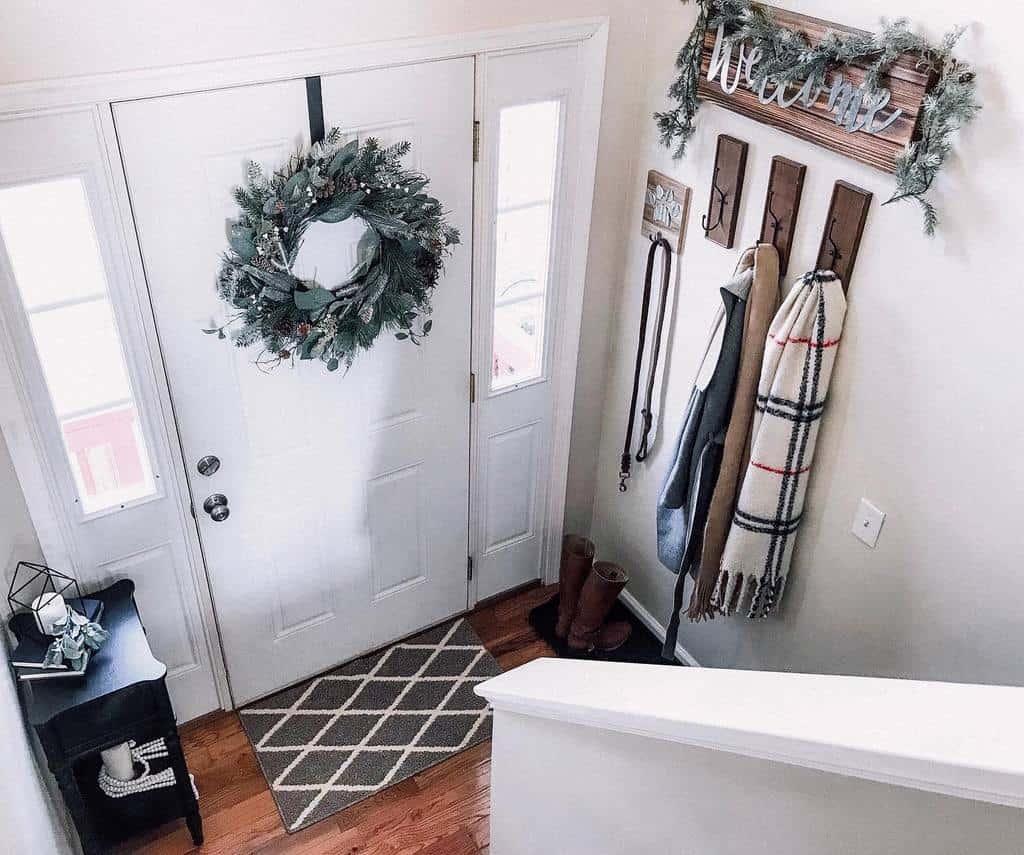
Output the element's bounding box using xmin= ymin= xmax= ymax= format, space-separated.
xmin=238 ymin=618 xmax=501 ymax=832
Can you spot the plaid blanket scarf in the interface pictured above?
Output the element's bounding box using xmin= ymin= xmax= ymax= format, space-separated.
xmin=715 ymin=270 xmax=847 ymax=618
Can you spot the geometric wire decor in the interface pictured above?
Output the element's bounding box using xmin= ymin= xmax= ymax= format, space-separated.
xmin=6 ymin=561 xmax=87 ymax=640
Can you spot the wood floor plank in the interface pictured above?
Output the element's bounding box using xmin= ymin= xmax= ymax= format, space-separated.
xmin=134 ymin=583 xmax=555 ymax=854
xmin=412 ymin=829 xmax=480 ymax=855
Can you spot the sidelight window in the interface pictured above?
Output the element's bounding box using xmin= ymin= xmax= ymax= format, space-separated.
xmin=490 ymin=99 xmax=562 ymax=391
xmin=0 ymin=177 xmax=156 ymax=514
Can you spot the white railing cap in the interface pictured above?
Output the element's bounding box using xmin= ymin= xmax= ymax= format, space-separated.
xmin=477 ymin=658 xmax=1024 ymax=809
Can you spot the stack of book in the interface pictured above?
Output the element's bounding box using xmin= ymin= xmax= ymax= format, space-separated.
xmin=9 ymin=597 xmax=104 ymax=683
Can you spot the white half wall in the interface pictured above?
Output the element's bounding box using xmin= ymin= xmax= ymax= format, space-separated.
xmin=489 ymin=712 xmax=1024 ymax=855
xmin=589 ymin=0 xmax=1024 ymax=686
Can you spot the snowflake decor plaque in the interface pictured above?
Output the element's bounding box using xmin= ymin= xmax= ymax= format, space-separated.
xmin=642 ymin=170 xmax=691 ymax=252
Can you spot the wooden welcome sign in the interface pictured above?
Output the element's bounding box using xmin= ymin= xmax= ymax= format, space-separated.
xmin=697 ymin=7 xmax=937 ymax=173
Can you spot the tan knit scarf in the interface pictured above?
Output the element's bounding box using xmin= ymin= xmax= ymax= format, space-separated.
xmin=687 ymin=244 xmax=780 ymax=621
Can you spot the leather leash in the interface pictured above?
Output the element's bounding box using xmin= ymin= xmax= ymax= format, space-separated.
xmin=619 ymin=232 xmax=673 ymax=492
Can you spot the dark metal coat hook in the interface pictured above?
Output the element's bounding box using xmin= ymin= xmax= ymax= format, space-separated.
xmin=702 ymin=167 xmax=728 ymax=235
xmin=765 ymin=189 xmax=783 ymax=246
xmin=825 ymin=216 xmax=843 ymax=268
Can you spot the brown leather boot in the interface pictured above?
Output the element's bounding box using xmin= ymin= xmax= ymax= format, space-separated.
xmin=555 ymin=535 xmax=595 ymax=639
xmin=568 ymin=561 xmax=632 ymax=653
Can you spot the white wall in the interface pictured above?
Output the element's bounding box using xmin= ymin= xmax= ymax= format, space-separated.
xmin=590 ymin=0 xmax=1024 ymax=685
xmin=0 ymin=443 xmax=74 ymax=854
xmin=0 ymin=638 xmax=76 ymax=855
xmin=0 ymin=428 xmax=40 ymax=576
xmin=489 ymin=711 xmax=1024 ymax=855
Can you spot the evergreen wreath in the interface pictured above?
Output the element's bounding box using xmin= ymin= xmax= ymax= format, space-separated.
xmin=204 ymin=128 xmax=460 ymax=373
xmin=655 ymin=0 xmax=980 ymax=235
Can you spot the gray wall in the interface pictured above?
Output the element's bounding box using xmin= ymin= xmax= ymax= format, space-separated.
xmin=589 ymin=0 xmax=1024 ymax=686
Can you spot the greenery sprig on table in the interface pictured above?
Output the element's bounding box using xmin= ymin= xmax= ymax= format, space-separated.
xmin=41 ymin=607 xmax=109 ymax=670
xmin=655 ymin=0 xmax=980 ymax=235
xmin=205 ymin=128 xmax=459 ymax=373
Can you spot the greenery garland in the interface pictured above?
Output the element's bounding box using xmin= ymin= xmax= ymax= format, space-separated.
xmin=655 ymin=0 xmax=980 ymax=235
xmin=204 ymin=128 xmax=459 ymax=373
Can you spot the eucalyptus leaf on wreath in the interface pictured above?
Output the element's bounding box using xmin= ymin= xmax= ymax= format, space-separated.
xmin=206 ymin=128 xmax=460 ymax=373
xmin=293 ymin=286 xmax=336 ymax=312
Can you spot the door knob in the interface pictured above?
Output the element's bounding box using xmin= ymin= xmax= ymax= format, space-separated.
xmin=203 ymin=493 xmax=230 ymax=522
xmin=197 ymin=455 xmax=221 ymax=477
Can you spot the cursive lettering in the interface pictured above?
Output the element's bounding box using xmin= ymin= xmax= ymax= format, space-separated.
xmin=706 ymin=24 xmax=904 ymax=136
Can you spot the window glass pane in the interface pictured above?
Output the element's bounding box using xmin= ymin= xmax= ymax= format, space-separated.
xmin=496 ymin=102 xmax=562 ymax=209
xmin=29 ymin=300 xmax=132 ymax=416
xmin=491 ymin=100 xmax=561 ymax=391
xmin=493 ymin=296 xmax=545 ymax=389
xmin=0 ymin=178 xmax=108 ymax=309
xmin=62 ymin=405 xmax=155 ymax=514
xmin=0 ymin=177 xmax=157 ymax=514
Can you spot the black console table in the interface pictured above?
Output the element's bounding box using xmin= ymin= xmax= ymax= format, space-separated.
xmin=10 ymin=579 xmax=202 ymax=853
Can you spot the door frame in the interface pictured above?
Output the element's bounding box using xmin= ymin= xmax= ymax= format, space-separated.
xmin=0 ymin=18 xmax=608 ymax=711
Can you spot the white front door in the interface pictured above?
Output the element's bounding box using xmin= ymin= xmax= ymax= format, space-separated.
xmin=114 ymin=59 xmax=474 ymax=704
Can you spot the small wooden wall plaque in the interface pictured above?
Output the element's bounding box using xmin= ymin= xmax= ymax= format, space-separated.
xmin=816 ymin=180 xmax=872 ymax=290
xmin=642 ymin=170 xmax=692 ymax=253
xmin=759 ymin=156 xmax=806 ymax=277
xmin=697 ymin=7 xmax=937 ymax=173
xmin=703 ymin=134 xmax=747 ymax=249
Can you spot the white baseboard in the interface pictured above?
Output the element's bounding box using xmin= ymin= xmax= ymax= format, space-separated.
xmin=620 ymin=589 xmax=701 ymax=667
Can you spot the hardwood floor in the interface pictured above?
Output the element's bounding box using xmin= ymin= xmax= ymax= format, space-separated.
xmin=120 ymin=583 xmax=558 ymax=855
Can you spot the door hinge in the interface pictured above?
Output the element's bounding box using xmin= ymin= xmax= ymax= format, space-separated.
xmin=472 ymin=120 xmax=481 ymax=163
xmin=469 ymin=371 xmax=477 ymax=404
xmin=467 ymin=556 xmax=474 ymax=581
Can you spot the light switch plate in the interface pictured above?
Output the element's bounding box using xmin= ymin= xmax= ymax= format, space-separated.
xmin=852 ymin=498 xmax=886 ymax=548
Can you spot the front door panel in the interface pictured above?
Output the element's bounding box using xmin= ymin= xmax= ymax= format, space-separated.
xmin=114 ymin=59 xmax=474 ymax=703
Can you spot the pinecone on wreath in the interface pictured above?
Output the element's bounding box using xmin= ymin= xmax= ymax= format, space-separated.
xmin=318 ymin=315 xmax=340 ymax=340
xmin=358 ymin=304 xmax=374 ymax=324
xmin=297 ymin=322 xmax=312 ymax=338
xmin=316 ymin=179 xmax=336 ymax=201
xmin=249 ymin=253 xmax=274 ymax=272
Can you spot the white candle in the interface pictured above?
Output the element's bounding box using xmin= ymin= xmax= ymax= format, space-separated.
xmin=31 ymin=592 xmax=66 ymax=636
xmin=101 ymin=743 xmax=136 ymax=782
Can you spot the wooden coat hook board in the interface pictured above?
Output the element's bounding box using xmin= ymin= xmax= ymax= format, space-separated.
xmin=759 ymin=156 xmax=805 ymax=277
xmin=702 ymin=134 xmax=747 ymax=249
xmin=816 ymin=181 xmax=872 ymax=291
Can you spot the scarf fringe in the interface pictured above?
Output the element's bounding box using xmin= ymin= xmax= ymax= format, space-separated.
xmin=695 ymin=569 xmax=788 ymax=620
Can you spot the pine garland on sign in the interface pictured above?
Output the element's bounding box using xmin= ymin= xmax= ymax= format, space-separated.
xmin=655 ymin=0 xmax=980 ymax=235
xmin=205 ymin=129 xmax=459 ymax=373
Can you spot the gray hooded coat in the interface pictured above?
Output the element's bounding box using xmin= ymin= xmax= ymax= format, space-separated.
xmin=657 ymin=266 xmax=751 ymax=657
